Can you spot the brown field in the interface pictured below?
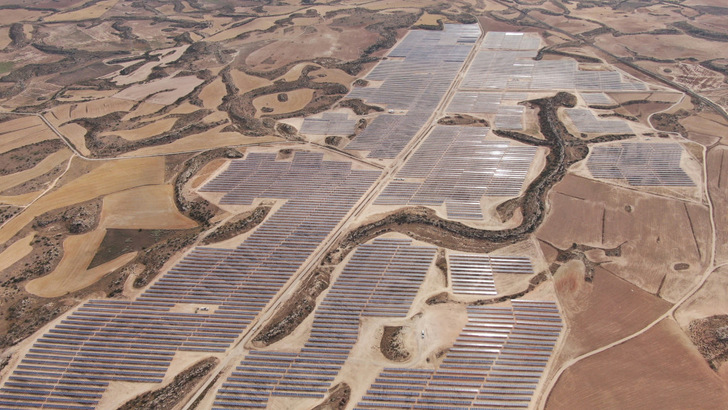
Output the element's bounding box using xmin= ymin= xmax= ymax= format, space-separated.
xmin=547 ymin=319 xmax=728 ymax=409
xmin=676 ymin=265 xmax=728 ymax=329
xmin=595 ymin=33 xmax=722 ymax=61
xmin=0 ymin=191 xmax=42 ymax=207
xmin=707 ymin=146 xmax=728 ymax=264
xmin=537 ymin=175 xmax=710 ymax=301
xmin=25 ymin=227 xmax=137 ymax=298
xmin=205 ymin=16 xmax=281 ymax=43
xmin=253 ymin=89 xmax=315 ymax=117
xmin=553 ymin=261 xmax=671 ymax=360
xmin=56 ymin=89 xmax=118 ymax=102
xmin=100 ymin=184 xmax=197 ymax=230
xmin=0 ymin=157 xmax=165 ymax=243
xmin=111 ymin=46 xmax=189 ymax=86
xmin=0 ymin=116 xmax=57 ymax=154
xmin=113 ymin=76 xmax=204 ymax=106
xmin=245 ymin=25 xmax=379 ymax=70
xmin=44 ymin=0 xmax=119 ymax=22
xmin=310 ymin=68 xmax=355 ymax=86
xmin=0 ymin=149 xmax=71 ymax=193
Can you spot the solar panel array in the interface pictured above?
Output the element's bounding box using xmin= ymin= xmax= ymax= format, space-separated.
xmin=446 ymin=92 xmax=525 ymax=130
xmin=565 ymin=108 xmax=633 ymax=134
xmin=580 ymin=92 xmax=613 ymax=105
xmin=449 ymin=254 xmax=534 ymax=297
xmin=481 ymin=31 xmax=541 ymax=50
xmin=375 ymin=126 xmax=537 ymax=219
xmin=346 ymin=24 xmax=481 ymax=158
xmin=212 ymin=239 xmax=436 ymax=409
xmin=0 ymin=152 xmax=380 ymax=410
xmin=300 ymin=113 xmax=357 ymax=136
xmin=587 ymin=142 xmax=695 ymax=186
xmin=356 ymin=300 xmax=562 ymax=410
xmin=462 ymin=33 xmax=645 ymax=91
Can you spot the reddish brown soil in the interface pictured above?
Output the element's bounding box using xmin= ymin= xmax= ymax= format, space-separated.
xmin=547 ymin=319 xmax=728 ymax=409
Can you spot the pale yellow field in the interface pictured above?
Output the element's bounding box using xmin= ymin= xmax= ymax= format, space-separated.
xmin=121 ymin=102 xmax=166 ymax=121
xmin=111 ymin=46 xmax=189 ymax=86
xmin=25 ymin=228 xmax=137 ymax=298
xmin=44 ymin=0 xmax=119 ymax=22
xmin=253 ymin=89 xmax=314 ymax=117
xmin=101 ymin=118 xmax=177 ymax=142
xmin=58 ymin=123 xmax=91 ymax=157
xmin=230 ymin=70 xmax=272 ymax=94
xmin=279 ymin=63 xmax=311 ymax=82
xmin=0 ymin=157 xmax=165 ymax=243
xmin=0 ymin=191 xmax=42 ymax=207
xmin=114 ymin=76 xmax=204 ymax=105
xmin=0 ymin=149 xmax=71 ymax=192
xmin=0 ymin=116 xmax=57 ymax=154
xmin=199 ymin=78 xmax=227 ymax=109
xmin=100 ymin=184 xmax=197 ymax=230
xmin=48 ymin=98 xmax=136 ymax=124
xmin=121 ymin=124 xmax=280 ymax=156
xmin=0 ymin=232 xmax=35 ymax=272
xmin=414 ymin=12 xmax=443 ymax=26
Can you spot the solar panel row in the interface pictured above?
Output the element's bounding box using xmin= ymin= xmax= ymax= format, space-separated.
xmin=355 ymin=300 xmax=562 ymax=409
xmin=212 ymin=239 xmax=436 ymax=409
xmin=587 ymin=142 xmax=695 ymax=186
xmin=0 ymin=152 xmax=380 ymax=409
xmin=449 ymin=254 xmax=534 ymax=296
xmin=346 ymin=24 xmax=481 ymax=158
xmin=374 ymin=126 xmax=537 ymax=219
xmin=565 ymin=108 xmax=633 ymax=134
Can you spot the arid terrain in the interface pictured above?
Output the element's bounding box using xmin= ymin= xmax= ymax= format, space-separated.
xmin=0 ymin=0 xmax=727 ymax=409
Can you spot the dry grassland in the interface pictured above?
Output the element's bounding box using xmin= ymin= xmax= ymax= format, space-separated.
xmin=0 ymin=156 xmax=165 ymax=243
xmin=707 ymin=146 xmax=728 ymax=264
xmin=0 ymin=149 xmax=70 ymax=192
xmin=111 ymin=46 xmax=189 ymax=86
xmin=191 ymin=159 xmax=226 ymax=189
xmin=676 ymin=265 xmax=728 ymax=329
xmin=0 ymin=117 xmax=56 ymax=154
xmin=100 ymin=184 xmax=197 ymax=230
xmin=253 ymin=89 xmax=314 ymax=117
xmin=121 ymin=102 xmax=166 ymax=121
xmin=547 ymin=319 xmax=728 ymax=409
xmin=0 ymin=232 xmax=34 ymax=272
xmin=56 ymin=89 xmax=118 ymax=102
xmin=44 ymin=0 xmax=119 ymax=22
xmin=205 ymin=16 xmax=280 ymax=43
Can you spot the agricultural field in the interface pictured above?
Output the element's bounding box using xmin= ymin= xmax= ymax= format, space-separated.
xmin=0 ymin=0 xmax=727 ymax=410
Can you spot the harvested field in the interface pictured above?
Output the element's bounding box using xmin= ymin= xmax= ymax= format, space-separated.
xmin=101 ymin=118 xmax=177 ymax=142
xmin=553 ymin=261 xmax=671 ymax=360
xmin=25 ymin=227 xmax=137 ymax=298
xmin=114 ymin=76 xmax=204 ymax=105
xmin=707 ymin=146 xmax=728 ymax=264
xmin=190 ymin=158 xmax=226 ymax=189
xmin=57 ymin=123 xmax=90 ymax=156
xmin=0 ymin=116 xmax=57 ymax=154
xmin=253 ymin=89 xmax=315 ymax=117
xmin=56 ymin=89 xmax=118 ymax=102
xmin=546 ymin=319 xmax=728 ymax=409
xmin=0 ymin=191 xmax=42 ymax=207
xmin=0 ymin=232 xmax=34 ymax=273
xmin=199 ymin=77 xmax=226 ymax=109
xmin=48 ymin=98 xmax=135 ymax=124
xmin=100 ymin=184 xmax=197 ymax=230
xmin=0 ymin=157 xmax=165 ymax=243
xmin=537 ymin=175 xmax=710 ymax=301
xmin=230 ymin=69 xmax=272 ymax=94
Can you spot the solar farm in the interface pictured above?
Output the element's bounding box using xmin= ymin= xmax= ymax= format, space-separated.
xmin=0 ymin=4 xmax=719 ymax=408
